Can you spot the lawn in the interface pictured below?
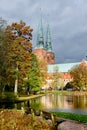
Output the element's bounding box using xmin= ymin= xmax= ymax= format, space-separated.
xmin=52 ymin=111 xmax=87 ymax=123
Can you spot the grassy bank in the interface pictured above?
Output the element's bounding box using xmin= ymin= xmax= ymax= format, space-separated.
xmin=17 ymin=93 xmax=45 ymax=102
xmin=17 ymin=90 xmax=87 ymax=101
xmin=3 ymin=91 xmax=87 ymax=124
xmin=52 ymin=112 xmax=87 ymax=123
xmin=46 ymin=90 xmax=87 ymax=95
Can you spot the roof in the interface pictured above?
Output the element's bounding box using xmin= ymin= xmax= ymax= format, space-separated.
xmin=48 ymin=62 xmax=81 ymax=73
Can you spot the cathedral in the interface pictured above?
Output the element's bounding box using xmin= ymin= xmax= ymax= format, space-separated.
xmin=34 ymin=18 xmax=87 ymax=88
xmin=34 ymin=18 xmax=55 ymax=65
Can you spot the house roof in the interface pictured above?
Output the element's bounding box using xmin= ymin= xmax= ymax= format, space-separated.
xmin=48 ymin=62 xmax=81 ymax=73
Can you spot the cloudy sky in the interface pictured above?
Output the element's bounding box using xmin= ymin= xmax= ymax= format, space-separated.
xmin=0 ymin=0 xmax=87 ymax=64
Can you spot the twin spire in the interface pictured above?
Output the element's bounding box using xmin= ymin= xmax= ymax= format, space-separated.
xmin=36 ymin=17 xmax=44 ymax=48
xmin=36 ymin=17 xmax=52 ymax=52
xmin=46 ymin=24 xmax=52 ymax=52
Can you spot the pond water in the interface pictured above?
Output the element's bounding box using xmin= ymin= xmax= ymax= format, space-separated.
xmin=1 ymin=94 xmax=87 ymax=114
xmin=36 ymin=94 xmax=87 ymax=114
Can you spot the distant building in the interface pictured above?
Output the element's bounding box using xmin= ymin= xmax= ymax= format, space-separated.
xmin=34 ymin=17 xmax=55 ymax=65
xmin=34 ymin=18 xmax=87 ymax=88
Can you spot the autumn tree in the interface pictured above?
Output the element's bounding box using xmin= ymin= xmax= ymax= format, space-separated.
xmin=38 ymin=58 xmax=47 ymax=88
xmin=0 ymin=18 xmax=7 ymax=92
xmin=0 ymin=21 xmax=33 ymax=94
xmin=50 ymin=66 xmax=62 ymax=90
xmin=70 ymin=60 xmax=87 ymax=90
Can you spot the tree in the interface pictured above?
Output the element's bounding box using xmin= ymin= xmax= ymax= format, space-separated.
xmin=70 ymin=60 xmax=87 ymax=90
xmin=0 ymin=21 xmax=33 ymax=94
xmin=26 ymin=53 xmax=41 ymax=94
xmin=38 ymin=58 xmax=47 ymax=88
xmin=0 ymin=18 xmax=8 ymax=92
xmin=26 ymin=55 xmax=48 ymax=94
xmin=51 ymin=66 xmax=62 ymax=90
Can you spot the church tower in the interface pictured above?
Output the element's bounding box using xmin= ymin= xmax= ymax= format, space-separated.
xmin=34 ymin=18 xmax=55 ymax=65
xmin=34 ymin=17 xmax=47 ymax=61
xmin=45 ymin=24 xmax=55 ymax=64
xmin=36 ymin=17 xmax=44 ymax=49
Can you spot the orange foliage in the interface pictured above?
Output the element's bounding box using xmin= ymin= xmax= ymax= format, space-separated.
xmin=5 ymin=21 xmax=33 ymax=86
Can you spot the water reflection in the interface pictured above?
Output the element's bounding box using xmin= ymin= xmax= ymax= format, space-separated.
xmin=1 ymin=94 xmax=87 ymax=114
xmin=31 ymin=94 xmax=87 ymax=114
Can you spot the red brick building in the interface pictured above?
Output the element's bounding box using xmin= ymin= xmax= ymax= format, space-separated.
xmin=34 ymin=18 xmax=87 ymax=89
xmin=34 ymin=18 xmax=55 ymax=65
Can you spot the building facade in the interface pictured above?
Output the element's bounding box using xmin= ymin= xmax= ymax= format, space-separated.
xmin=34 ymin=18 xmax=55 ymax=65
xmin=34 ymin=18 xmax=87 ymax=88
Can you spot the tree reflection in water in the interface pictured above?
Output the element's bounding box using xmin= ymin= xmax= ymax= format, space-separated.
xmin=1 ymin=94 xmax=87 ymax=114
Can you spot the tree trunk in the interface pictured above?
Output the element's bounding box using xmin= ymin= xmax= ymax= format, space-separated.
xmin=14 ymin=66 xmax=18 ymax=95
xmin=14 ymin=78 xmax=18 ymax=94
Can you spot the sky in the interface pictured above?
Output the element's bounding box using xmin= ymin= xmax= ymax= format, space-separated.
xmin=0 ymin=0 xmax=87 ymax=64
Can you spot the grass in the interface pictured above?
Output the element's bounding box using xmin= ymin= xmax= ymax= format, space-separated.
xmin=17 ymin=90 xmax=72 ymax=101
xmin=17 ymin=93 xmax=45 ymax=102
xmin=52 ymin=112 xmax=87 ymax=123
xmin=46 ymin=90 xmax=87 ymax=95
xmin=17 ymin=90 xmax=87 ymax=101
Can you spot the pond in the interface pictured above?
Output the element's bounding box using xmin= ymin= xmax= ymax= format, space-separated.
xmin=36 ymin=94 xmax=87 ymax=114
xmin=1 ymin=93 xmax=87 ymax=114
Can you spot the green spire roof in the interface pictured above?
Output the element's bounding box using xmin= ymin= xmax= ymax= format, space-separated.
xmin=36 ymin=17 xmax=44 ymax=49
xmin=45 ymin=24 xmax=52 ymax=52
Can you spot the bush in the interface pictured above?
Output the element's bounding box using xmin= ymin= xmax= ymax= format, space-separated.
xmin=32 ymin=87 xmax=41 ymax=94
xmin=0 ymin=92 xmax=17 ymax=103
xmin=0 ymin=110 xmax=50 ymax=130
